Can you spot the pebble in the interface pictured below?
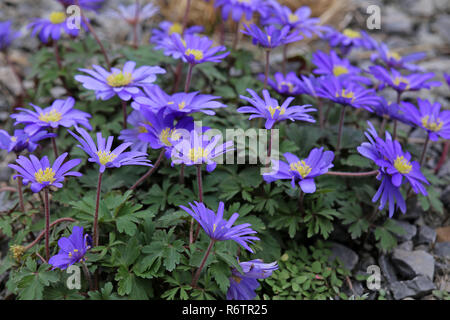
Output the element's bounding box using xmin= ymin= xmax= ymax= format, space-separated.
xmin=415 ymin=225 xmax=437 ymax=245
xmin=328 ymin=242 xmax=359 ymax=271
xmin=434 ymin=242 xmax=450 ymax=259
xmin=390 ymin=276 xmax=436 ymax=300
xmin=393 ymin=220 xmax=417 ymax=242
xmin=391 ymin=249 xmax=435 ymax=280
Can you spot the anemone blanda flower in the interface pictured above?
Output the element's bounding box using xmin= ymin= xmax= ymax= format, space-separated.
xmin=214 ymin=0 xmax=261 ymax=22
xmin=28 ymin=11 xmax=87 ymax=43
xmin=317 ymin=76 xmax=380 ymax=110
xmin=11 ymin=97 xmax=92 ymax=135
xmin=0 ymin=21 xmax=21 ymax=51
xmin=75 ymin=61 xmax=166 ymax=101
xmin=311 ymin=50 xmax=371 ymax=85
xmin=171 ymin=33 xmax=229 ymax=65
xmin=444 ymin=73 xmax=450 ymax=87
xmin=369 ymin=66 xmax=441 ymax=93
xmin=68 ymin=126 xmax=152 ymax=173
xmin=179 ymin=201 xmax=259 ymax=253
xmin=370 ymin=43 xmax=426 ymax=72
xmin=150 ymin=21 xmax=204 ymax=60
xmin=321 ymin=27 xmax=377 ymax=54
xmin=0 ymin=129 xmax=56 ymax=153
xmin=170 ymin=127 xmax=234 ymax=172
xmin=238 ymin=89 xmax=316 ymax=130
xmin=57 ymin=0 xmax=105 ymax=11
xmin=263 ymin=148 xmax=334 ymax=193
xmin=296 ymin=74 xmax=324 ymax=98
xmin=107 ymin=2 xmax=159 ymax=24
xmin=366 ymin=96 xmax=412 ymax=126
xmin=241 ymin=24 xmax=302 ymax=49
xmin=8 ymin=152 xmax=82 ymax=193
xmin=137 ymin=108 xmax=194 ymax=158
xmin=227 ymin=259 xmax=278 ymax=300
xmin=258 ymin=72 xmax=303 ymax=95
xmin=118 ymin=110 xmax=151 ymax=153
xmin=262 ymin=4 xmax=325 ymax=38
xmin=401 ymin=98 xmax=450 ymax=141
xmin=48 ymin=226 xmax=91 ymax=270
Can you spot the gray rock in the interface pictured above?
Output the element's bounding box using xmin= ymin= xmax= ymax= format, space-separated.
xmin=434 ymin=242 xmax=450 ymax=259
xmin=432 ymin=14 xmax=450 ymax=44
xmin=393 ymin=220 xmax=417 ymax=242
xmin=409 ymin=0 xmax=435 ymax=17
xmin=378 ymin=254 xmax=398 ymax=283
xmin=328 ymin=242 xmax=359 ymax=271
xmin=390 ymin=276 xmax=436 ymax=300
xmin=391 ymin=249 xmax=435 ymax=280
xmin=383 ymin=6 xmax=414 ymax=34
xmin=0 ymin=165 xmax=13 ymax=182
xmin=398 ymin=241 xmax=414 ymax=251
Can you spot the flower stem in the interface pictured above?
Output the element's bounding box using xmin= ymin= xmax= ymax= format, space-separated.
xmin=317 ymin=97 xmax=324 ymax=129
xmin=191 ymin=165 xmax=203 ymax=244
xmin=51 ymin=128 xmax=58 ymax=159
xmin=53 ymin=42 xmax=72 ymax=95
xmin=81 ymin=261 xmax=94 ymax=292
xmin=179 ymin=163 xmax=185 ymax=184
xmin=325 ymin=170 xmax=379 ymax=177
xmin=191 ymin=239 xmax=215 ymax=288
xmin=336 ymin=105 xmax=346 ymax=152
xmin=121 ymin=100 xmax=128 ymax=129
xmin=185 ymin=64 xmax=194 ymax=93
xmin=182 ymin=0 xmax=192 ymax=31
xmin=298 ymin=189 xmax=304 ymax=215
xmin=93 ymin=172 xmax=103 ymax=247
xmin=130 ymin=149 xmax=165 ymax=190
xmin=232 ymin=20 xmax=240 ymax=50
xmin=172 ymin=62 xmax=183 ymax=93
xmin=132 ymin=0 xmax=140 ymax=49
xmin=24 ymin=217 xmax=76 ymax=251
xmin=43 ymin=188 xmax=50 ymax=261
xmin=17 ymin=176 xmax=25 ymax=213
xmin=264 ymin=49 xmax=270 ymax=90
xmin=419 ymin=134 xmax=430 ymax=166
xmin=435 ymin=141 xmax=449 ymax=174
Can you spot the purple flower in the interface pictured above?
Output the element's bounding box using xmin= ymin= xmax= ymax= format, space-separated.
xmin=263 ymin=148 xmax=334 ymax=193
xmin=258 ymin=72 xmax=303 ymax=95
xmin=57 ymin=0 xmax=105 ymax=11
xmin=296 ymin=74 xmax=324 ymax=98
xmin=312 ymin=50 xmax=371 ymax=85
xmin=321 ymin=27 xmax=376 ymax=55
xmin=238 ymin=89 xmax=316 ymax=129
xmin=151 ymin=21 xmax=204 ymax=60
xmin=317 ymin=76 xmax=380 ymax=111
xmin=241 ymin=24 xmax=302 ymax=49
xmin=444 ymin=73 xmax=450 ymax=87
xmin=170 ymin=127 xmax=234 ymax=172
xmin=369 ymin=66 xmax=441 ymax=93
xmin=28 ymin=11 xmax=87 ymax=43
xmin=137 ymin=108 xmax=194 ymax=158
xmin=118 ymin=110 xmax=151 ymax=153
xmin=214 ymin=0 xmax=261 ymax=22
xmin=11 ymin=97 xmax=92 ymax=135
xmin=263 ymin=4 xmax=325 ymax=38
xmin=49 ymin=226 xmax=91 ymax=270
xmin=179 ymin=201 xmax=259 ymax=252
xmin=107 ymin=2 xmax=159 ymax=24
xmin=0 ymin=21 xmax=21 ymax=51
xmin=0 ymin=129 xmax=56 ymax=153
xmin=172 ymin=33 xmax=229 ymax=65
xmin=372 ymin=172 xmax=407 ymax=218
xmin=75 ymin=61 xmax=166 ymax=101
xmin=227 ymin=259 xmax=278 ymax=300
xmin=401 ymin=98 xmax=450 ymax=141
xmin=8 ymin=152 xmax=82 ymax=193
xmin=68 ymin=126 xmax=152 ymax=173
xmin=371 ymin=43 xmax=426 ymax=72
xmin=366 ymin=97 xmax=412 ymax=125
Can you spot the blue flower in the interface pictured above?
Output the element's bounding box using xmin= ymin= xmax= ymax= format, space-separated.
xmin=49 ymin=226 xmax=91 ymax=270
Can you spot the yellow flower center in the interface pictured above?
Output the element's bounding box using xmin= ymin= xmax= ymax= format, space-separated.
xmin=421 ymin=116 xmax=443 ymax=132
xmin=343 ymin=28 xmax=361 ymax=39
xmin=160 ymin=127 xmax=177 ymax=146
xmin=387 ymin=51 xmax=401 ymax=61
xmin=333 ymin=65 xmax=349 ymax=77
xmin=38 ymin=109 xmax=62 ymax=123
xmin=394 ymin=156 xmax=412 ymax=174
xmin=189 ymin=147 xmax=209 ymax=162
xmin=138 ymin=126 xmax=148 ymax=133
xmin=393 ymin=77 xmax=410 ymax=90
xmin=336 ymin=89 xmax=355 ymax=102
xmin=11 ymin=136 xmax=17 ymax=142
xmin=289 ymin=160 xmax=312 ymax=178
xmin=178 ymin=101 xmax=186 ymax=110
xmin=185 ymin=49 xmax=203 ymax=61
xmin=279 ymin=81 xmax=294 ymax=93
xmin=288 ymin=14 xmax=299 ymax=23
xmin=168 ymin=22 xmax=183 ymax=35
xmin=97 ymin=150 xmax=117 ymax=165
xmin=267 ymin=35 xmax=272 ymax=44
xmin=49 ymin=11 xmax=67 ymax=24
xmin=267 ymin=106 xmax=286 ymax=118
xmin=232 ymin=275 xmax=242 ymax=283
xmin=34 ymin=167 xmax=56 ymax=184
xmin=106 ymin=72 xmax=133 ymax=87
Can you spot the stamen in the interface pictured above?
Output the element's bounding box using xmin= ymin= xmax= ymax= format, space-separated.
xmin=168 ymin=22 xmax=182 ymax=35
xmin=106 ymin=72 xmax=133 ymax=87
xmin=333 ymin=65 xmax=349 ymax=77
xmin=394 ymin=156 xmax=412 ymax=174
xmin=343 ymin=28 xmax=361 ymax=39
xmin=421 ymin=115 xmax=443 ymax=132
xmin=49 ymin=12 xmax=66 ymax=24
xmin=185 ymin=49 xmax=203 ymax=61
xmin=39 ymin=109 xmax=62 ymax=123
xmin=189 ymin=147 xmax=209 ymax=162
xmin=289 ymin=160 xmax=312 ymax=178
xmin=34 ymin=167 xmax=56 ymax=184
xmin=267 ymin=106 xmax=286 ymax=118
xmin=97 ymin=150 xmax=117 ymax=165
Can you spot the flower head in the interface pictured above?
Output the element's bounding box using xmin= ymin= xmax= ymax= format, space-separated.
xmin=8 ymin=153 xmax=82 ymax=193
xmin=11 ymin=97 xmax=92 ymax=135
xmin=371 ymin=42 xmax=426 ymax=72
xmin=241 ymin=24 xmax=302 ymax=49
xmin=321 ymin=27 xmax=376 ymax=55
xmin=179 ymin=201 xmax=259 ymax=252
xmin=49 ymin=226 xmax=91 ymax=270
xmin=366 ymin=97 xmax=412 ymax=125
xmin=238 ymin=89 xmax=316 ymax=129
xmin=263 ymin=148 xmax=334 ymax=193
xmin=75 ymin=61 xmax=166 ymax=101
xmin=57 ymin=0 xmax=105 ymax=11
xmin=172 ymin=33 xmax=229 ymax=65
xmin=118 ymin=110 xmax=151 ymax=152
xmin=259 ymin=72 xmax=303 ymax=95
xmin=401 ymin=98 xmax=450 ymax=141
xmin=0 ymin=129 xmax=56 ymax=153
xmin=68 ymin=126 xmax=152 ymax=173
xmin=0 ymin=21 xmax=21 ymax=51
xmin=108 ymin=2 xmax=159 ymax=24
xmin=227 ymin=259 xmax=278 ymax=300
xmin=214 ymin=0 xmax=262 ymax=22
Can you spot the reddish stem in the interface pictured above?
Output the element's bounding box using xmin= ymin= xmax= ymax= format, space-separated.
xmin=44 ymin=188 xmax=50 ymax=260
xmin=191 ymin=239 xmax=215 ymax=288
xmin=325 ymin=170 xmax=379 ymax=177
xmin=435 ymin=141 xmax=449 ymax=174
xmin=130 ymin=149 xmax=165 ymax=190
xmin=93 ymin=172 xmax=103 ymax=246
xmin=24 ymin=217 xmax=76 ymax=251
xmin=121 ymin=100 xmax=128 ymax=129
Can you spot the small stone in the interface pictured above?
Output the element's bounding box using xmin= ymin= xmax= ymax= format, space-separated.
xmin=328 ymin=242 xmax=359 ymax=271
xmin=390 ymin=276 xmax=436 ymax=300
xmin=398 ymin=241 xmax=414 ymax=251
xmin=383 ymin=6 xmax=414 ymax=34
xmin=393 ymin=220 xmax=417 ymax=242
xmin=391 ymin=249 xmax=435 ymax=280
xmin=378 ymin=255 xmax=398 ymax=283
xmin=434 ymin=242 xmax=450 ymax=259
xmin=409 ymin=0 xmax=435 ymax=17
